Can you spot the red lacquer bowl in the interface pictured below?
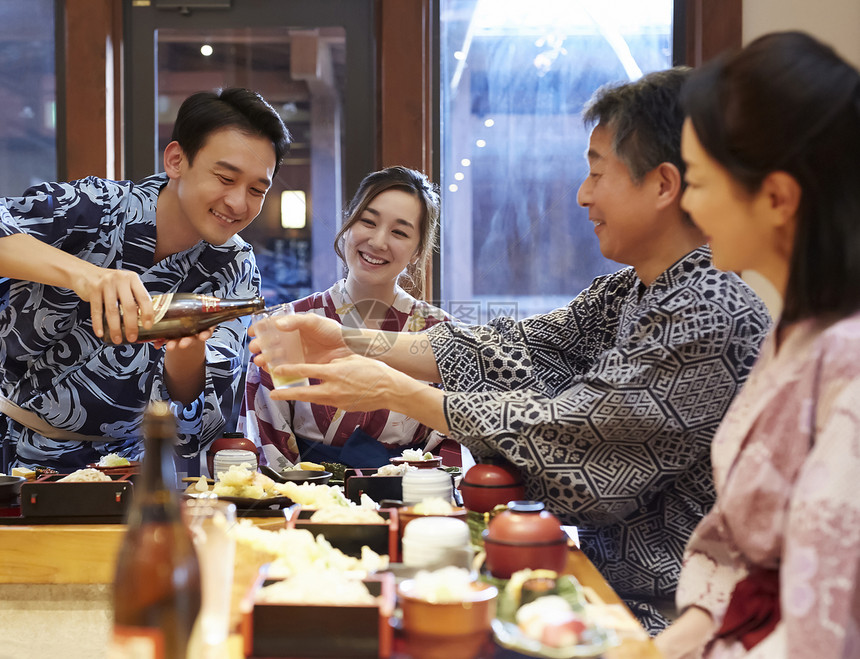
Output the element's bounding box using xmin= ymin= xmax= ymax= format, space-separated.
xmin=482 ymin=501 xmax=568 ymax=579
xmin=458 ymin=460 xmax=525 ymax=513
xmin=398 ymin=580 xmax=498 ymax=659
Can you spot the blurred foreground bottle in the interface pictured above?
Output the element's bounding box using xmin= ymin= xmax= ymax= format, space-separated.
xmin=108 ymin=401 xmax=202 ymax=659
xmin=104 ymin=293 xmax=265 ymax=344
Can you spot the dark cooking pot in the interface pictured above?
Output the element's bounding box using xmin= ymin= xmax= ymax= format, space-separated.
xmin=0 ymin=475 xmax=25 ymax=505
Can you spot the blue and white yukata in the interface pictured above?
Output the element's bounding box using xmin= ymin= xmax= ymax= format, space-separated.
xmin=0 ymin=173 xmax=260 ymax=472
xmin=427 ymin=248 xmax=772 ymax=632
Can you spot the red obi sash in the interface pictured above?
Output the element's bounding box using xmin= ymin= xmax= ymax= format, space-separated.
xmin=715 ymin=568 xmax=781 ymax=650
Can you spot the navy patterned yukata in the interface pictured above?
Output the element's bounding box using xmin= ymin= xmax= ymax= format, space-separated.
xmin=427 ymin=248 xmax=771 ymax=632
xmin=0 ymin=173 xmax=260 ymax=472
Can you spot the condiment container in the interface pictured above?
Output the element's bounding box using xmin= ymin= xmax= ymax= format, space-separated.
xmin=482 ymin=500 xmax=568 ymax=579
xmin=213 ymin=449 xmax=258 ymax=478
xmin=207 ymin=432 xmax=259 ymax=477
xmin=397 ymin=503 xmax=467 ymax=543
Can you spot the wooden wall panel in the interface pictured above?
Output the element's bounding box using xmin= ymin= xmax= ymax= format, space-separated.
xmin=377 ymin=0 xmax=435 ymax=297
xmin=685 ymin=0 xmax=743 ymax=67
xmin=377 ymin=0 xmax=434 ymax=175
xmin=63 ymin=0 xmax=122 ymax=181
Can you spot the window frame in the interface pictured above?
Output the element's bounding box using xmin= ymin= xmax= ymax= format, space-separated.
xmin=426 ymin=0 xmax=740 ymax=305
xmin=58 ymin=0 xmax=740 ymax=263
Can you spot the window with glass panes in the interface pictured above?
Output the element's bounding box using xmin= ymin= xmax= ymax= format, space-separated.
xmin=439 ymin=0 xmax=675 ymax=320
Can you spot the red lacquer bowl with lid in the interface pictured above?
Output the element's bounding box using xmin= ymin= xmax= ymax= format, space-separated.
xmin=482 ymin=500 xmax=568 ymax=579
xmin=458 ymin=459 xmax=525 ymax=513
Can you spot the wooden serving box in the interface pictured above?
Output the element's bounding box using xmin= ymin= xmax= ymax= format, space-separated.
xmin=19 ymin=474 xmax=134 ymax=522
xmin=243 ymin=572 xmax=395 ymax=658
xmin=286 ymin=507 xmax=400 ymax=561
xmin=344 ymin=468 xmax=402 ymax=504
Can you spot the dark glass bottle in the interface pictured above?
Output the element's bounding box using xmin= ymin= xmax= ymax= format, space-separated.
xmin=103 ymin=293 xmax=265 ymax=344
xmin=108 ymin=401 xmax=202 ymax=659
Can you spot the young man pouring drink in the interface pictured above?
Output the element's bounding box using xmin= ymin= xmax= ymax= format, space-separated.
xmin=250 ymin=69 xmax=771 ymax=632
xmin=0 ymin=87 xmax=290 ymax=473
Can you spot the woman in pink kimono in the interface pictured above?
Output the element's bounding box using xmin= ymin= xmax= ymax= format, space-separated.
xmin=655 ymin=32 xmax=860 ymax=657
xmin=239 ymin=167 xmax=452 ymax=470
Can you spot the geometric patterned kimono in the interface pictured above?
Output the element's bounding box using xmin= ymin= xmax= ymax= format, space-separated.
xmin=427 ymin=248 xmax=772 ymax=632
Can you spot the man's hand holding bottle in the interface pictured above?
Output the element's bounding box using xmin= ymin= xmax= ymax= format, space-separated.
xmin=72 ymin=263 xmax=154 ymax=344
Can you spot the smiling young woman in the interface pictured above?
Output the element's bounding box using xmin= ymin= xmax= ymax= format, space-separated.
xmin=239 ymin=166 xmax=455 ymax=472
xmin=340 ymin=188 xmax=423 ymax=321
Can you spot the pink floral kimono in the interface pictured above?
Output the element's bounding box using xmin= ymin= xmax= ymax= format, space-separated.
xmin=676 ymin=313 xmax=860 ymax=657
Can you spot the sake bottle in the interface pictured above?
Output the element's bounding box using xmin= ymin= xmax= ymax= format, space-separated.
xmin=108 ymin=401 xmax=202 ymax=659
xmin=103 ymin=293 xmax=265 ymax=344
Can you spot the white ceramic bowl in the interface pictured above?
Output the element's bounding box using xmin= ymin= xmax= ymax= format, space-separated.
xmin=403 ymin=470 xmax=451 ymax=485
xmin=214 ymin=449 xmax=257 ymax=462
xmin=402 ymin=539 xmax=474 ymax=569
xmin=402 ymin=470 xmax=453 ymax=504
xmin=213 ymin=449 xmax=257 ymax=476
xmin=403 ymin=516 xmax=470 ymax=547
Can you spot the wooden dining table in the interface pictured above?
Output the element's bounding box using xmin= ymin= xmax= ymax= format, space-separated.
xmin=0 ymin=518 xmax=662 ymax=659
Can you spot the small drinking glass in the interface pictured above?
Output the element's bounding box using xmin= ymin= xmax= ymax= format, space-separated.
xmin=251 ymin=303 xmax=310 ymax=389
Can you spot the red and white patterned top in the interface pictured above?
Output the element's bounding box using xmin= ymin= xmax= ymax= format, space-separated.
xmin=238 ymin=280 xmax=453 ymax=470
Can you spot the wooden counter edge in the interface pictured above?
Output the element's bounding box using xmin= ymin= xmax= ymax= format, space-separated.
xmin=565 ymin=546 xmax=663 ymax=659
xmin=0 ymin=517 xmax=285 ymax=585
xmin=0 ymin=523 xmax=126 ymax=584
xmin=1 ymin=521 xmax=662 ymax=657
